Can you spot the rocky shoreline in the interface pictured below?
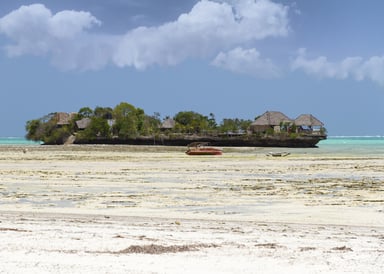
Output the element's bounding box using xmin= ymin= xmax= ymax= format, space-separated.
xmin=72 ymin=134 xmax=327 ymax=148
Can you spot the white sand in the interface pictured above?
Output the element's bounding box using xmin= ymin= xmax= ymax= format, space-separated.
xmin=0 ymin=145 xmax=383 ymax=273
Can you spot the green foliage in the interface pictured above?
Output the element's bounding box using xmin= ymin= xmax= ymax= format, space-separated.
xmin=77 ymin=117 xmax=111 ymax=140
xmin=218 ymin=118 xmax=252 ymax=133
xmin=45 ymin=126 xmax=71 ymax=144
xmin=112 ymin=102 xmax=139 ymax=138
xmin=25 ymin=119 xmax=42 ymax=141
xmin=25 ymin=101 xmax=324 ymax=144
xmin=266 ymin=127 xmax=275 ymax=135
xmin=78 ymin=107 xmax=93 ymax=118
xmin=113 ymin=102 xmax=136 ymax=119
xmin=25 ymin=113 xmax=67 ymax=144
xmin=173 ymin=111 xmax=211 ymax=133
xmin=208 ymin=113 xmax=217 ymax=129
xmin=94 ymin=106 xmax=113 ymax=119
xmin=320 ymin=127 xmax=327 ymax=135
xmin=139 ymin=114 xmax=161 ymax=136
xmin=114 ymin=115 xmax=138 ymax=138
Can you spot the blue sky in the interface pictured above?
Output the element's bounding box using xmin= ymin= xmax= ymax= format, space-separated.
xmin=1 ymin=0 xmax=384 ymax=137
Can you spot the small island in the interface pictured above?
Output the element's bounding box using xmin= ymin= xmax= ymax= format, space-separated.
xmin=25 ymin=102 xmax=326 ymax=147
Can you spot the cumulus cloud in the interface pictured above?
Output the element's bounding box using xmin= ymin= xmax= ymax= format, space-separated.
xmin=212 ymin=47 xmax=280 ymax=78
xmin=0 ymin=0 xmax=289 ymax=71
xmin=292 ymin=48 xmax=384 ymax=86
xmin=0 ymin=4 xmax=101 ymax=54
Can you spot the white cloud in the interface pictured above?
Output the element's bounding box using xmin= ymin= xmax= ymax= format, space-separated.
xmin=0 ymin=4 xmax=101 ymax=55
xmin=212 ymin=47 xmax=280 ymax=78
xmin=292 ymin=48 xmax=384 ymax=86
xmin=0 ymin=0 xmax=289 ymax=70
xmin=113 ymin=0 xmax=289 ymax=69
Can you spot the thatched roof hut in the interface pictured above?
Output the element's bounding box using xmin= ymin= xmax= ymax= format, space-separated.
xmin=76 ymin=118 xmax=91 ymax=130
xmin=294 ymin=114 xmax=324 ymax=127
xmin=250 ymin=111 xmax=292 ymax=133
xmin=161 ymin=118 xmax=175 ymax=130
xmin=56 ymin=112 xmax=76 ymax=126
xmin=252 ymin=111 xmax=292 ymax=126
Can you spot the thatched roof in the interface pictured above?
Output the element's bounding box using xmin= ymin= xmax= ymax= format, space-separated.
xmin=56 ymin=112 xmax=70 ymax=126
xmin=294 ymin=114 xmax=324 ymax=127
xmin=251 ymin=111 xmax=292 ymax=126
xmin=56 ymin=112 xmax=75 ymax=125
xmin=161 ymin=118 xmax=175 ymax=129
xmin=76 ymin=118 xmax=91 ymax=129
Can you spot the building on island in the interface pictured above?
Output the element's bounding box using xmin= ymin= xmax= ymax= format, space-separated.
xmin=294 ymin=114 xmax=324 ymax=134
xmin=250 ymin=111 xmax=293 ymax=133
xmin=250 ymin=111 xmax=324 ymax=135
xmin=75 ymin=118 xmax=91 ymax=130
xmin=160 ymin=118 xmax=176 ymax=131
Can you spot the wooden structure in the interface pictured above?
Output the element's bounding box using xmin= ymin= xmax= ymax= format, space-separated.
xmin=160 ymin=118 xmax=176 ymax=131
xmin=76 ymin=118 xmax=91 ymax=130
xmin=294 ymin=114 xmax=324 ymax=134
xmin=250 ymin=111 xmax=292 ymax=133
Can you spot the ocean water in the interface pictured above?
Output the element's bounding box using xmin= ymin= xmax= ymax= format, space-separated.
xmin=317 ymin=136 xmax=384 ymax=156
xmin=0 ymin=137 xmax=41 ymax=146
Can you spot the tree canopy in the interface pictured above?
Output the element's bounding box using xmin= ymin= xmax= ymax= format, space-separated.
xmin=25 ymin=102 xmax=253 ymax=144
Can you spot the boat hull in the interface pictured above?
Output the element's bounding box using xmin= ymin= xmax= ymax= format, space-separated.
xmin=186 ymin=148 xmax=222 ymax=156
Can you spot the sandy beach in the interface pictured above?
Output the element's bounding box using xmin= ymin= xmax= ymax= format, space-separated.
xmin=0 ymin=145 xmax=383 ymax=273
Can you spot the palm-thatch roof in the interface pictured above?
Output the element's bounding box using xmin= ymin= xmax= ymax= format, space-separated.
xmin=251 ymin=111 xmax=292 ymax=126
xmin=56 ymin=112 xmax=71 ymax=126
xmin=294 ymin=114 xmax=324 ymax=127
xmin=76 ymin=118 xmax=91 ymax=130
xmin=161 ymin=118 xmax=175 ymax=129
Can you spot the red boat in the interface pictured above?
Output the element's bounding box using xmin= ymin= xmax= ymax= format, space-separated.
xmin=185 ymin=142 xmax=222 ymax=155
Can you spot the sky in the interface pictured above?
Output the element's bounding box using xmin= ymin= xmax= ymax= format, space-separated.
xmin=1 ymin=0 xmax=384 ymax=137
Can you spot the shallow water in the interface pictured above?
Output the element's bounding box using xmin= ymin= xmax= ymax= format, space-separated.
xmin=318 ymin=136 xmax=384 ymax=155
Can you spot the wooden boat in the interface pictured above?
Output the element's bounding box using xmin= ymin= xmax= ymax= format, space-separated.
xmin=266 ymin=151 xmax=290 ymax=157
xmin=185 ymin=142 xmax=222 ymax=155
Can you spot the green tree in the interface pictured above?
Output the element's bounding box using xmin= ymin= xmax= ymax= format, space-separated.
xmin=139 ymin=113 xmax=161 ymax=136
xmin=94 ymin=106 xmax=113 ymax=119
xmin=25 ymin=119 xmax=42 ymax=141
xmin=25 ymin=113 xmax=68 ymax=144
xmin=208 ymin=113 xmax=217 ymax=129
xmin=77 ymin=117 xmax=111 ymax=140
xmin=78 ymin=107 xmax=93 ymax=118
xmin=219 ymin=118 xmax=238 ymax=133
xmin=173 ymin=111 xmax=210 ymax=134
xmin=218 ymin=118 xmax=252 ymax=133
xmin=135 ymin=108 xmax=146 ymax=133
xmin=112 ymin=102 xmax=138 ymax=138
xmin=113 ymin=102 xmax=136 ymax=119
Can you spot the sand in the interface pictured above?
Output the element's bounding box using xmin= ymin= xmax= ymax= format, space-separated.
xmin=0 ymin=145 xmax=383 ymax=273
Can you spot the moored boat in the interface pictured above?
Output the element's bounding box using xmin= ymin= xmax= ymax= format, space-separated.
xmin=185 ymin=142 xmax=222 ymax=155
xmin=266 ymin=151 xmax=290 ymax=157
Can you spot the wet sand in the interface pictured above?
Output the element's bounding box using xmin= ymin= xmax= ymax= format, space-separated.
xmin=0 ymin=145 xmax=383 ymax=273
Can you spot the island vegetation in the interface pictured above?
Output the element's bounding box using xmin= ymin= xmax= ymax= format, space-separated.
xmin=25 ymin=102 xmax=326 ymax=147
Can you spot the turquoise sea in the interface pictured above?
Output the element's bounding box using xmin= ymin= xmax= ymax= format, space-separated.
xmin=317 ymin=136 xmax=384 ymax=156
xmin=0 ymin=137 xmax=41 ymax=146
xmin=1 ymin=136 xmax=384 ymax=155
